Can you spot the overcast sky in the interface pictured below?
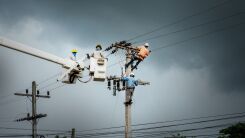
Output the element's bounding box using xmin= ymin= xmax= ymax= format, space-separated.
xmin=0 ymin=0 xmax=245 ymax=137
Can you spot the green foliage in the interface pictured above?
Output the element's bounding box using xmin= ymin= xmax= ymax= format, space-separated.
xmin=218 ymin=122 xmax=245 ymax=138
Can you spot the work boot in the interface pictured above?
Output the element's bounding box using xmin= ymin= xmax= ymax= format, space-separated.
xmin=124 ymin=100 xmax=133 ymax=105
xmin=131 ymin=66 xmax=137 ymax=71
xmin=129 ymin=99 xmax=132 ymax=104
xmin=125 ymin=63 xmax=129 ymax=69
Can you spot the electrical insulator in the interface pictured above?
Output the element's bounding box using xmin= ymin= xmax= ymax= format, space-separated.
xmin=113 ymin=80 xmax=116 ymax=86
xmin=119 ymin=41 xmax=126 ymax=45
xmin=123 ymin=80 xmax=126 ymax=88
xmin=107 ymin=80 xmax=111 ymax=90
xmin=113 ymin=80 xmax=116 ymax=96
xmin=117 ymin=80 xmax=120 ymax=91
xmin=26 ymin=89 xmax=28 ymax=94
xmin=113 ymin=85 xmax=116 ymax=96
xmin=111 ymin=49 xmax=117 ymax=54
xmin=27 ymin=113 xmax=30 ymax=117
xmin=125 ymin=43 xmax=131 ymax=47
xmin=37 ymin=90 xmax=39 ymax=95
xmin=47 ymin=91 xmax=50 ymax=96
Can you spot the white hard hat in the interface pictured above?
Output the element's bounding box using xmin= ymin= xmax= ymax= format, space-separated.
xmin=144 ymin=43 xmax=149 ymax=47
xmin=130 ymin=72 xmax=135 ymax=77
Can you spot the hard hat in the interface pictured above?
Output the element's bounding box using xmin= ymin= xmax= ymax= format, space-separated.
xmin=71 ymin=49 xmax=78 ymax=57
xmin=144 ymin=43 xmax=149 ymax=47
xmin=96 ymin=44 xmax=102 ymax=50
xmin=71 ymin=49 xmax=78 ymax=53
xmin=130 ymin=72 xmax=135 ymax=77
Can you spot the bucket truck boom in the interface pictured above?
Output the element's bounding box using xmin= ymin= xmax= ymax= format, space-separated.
xmin=0 ymin=37 xmax=84 ymax=84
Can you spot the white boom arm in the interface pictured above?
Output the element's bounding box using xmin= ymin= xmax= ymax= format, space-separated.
xmin=0 ymin=37 xmax=84 ymax=84
xmin=0 ymin=37 xmax=69 ymax=66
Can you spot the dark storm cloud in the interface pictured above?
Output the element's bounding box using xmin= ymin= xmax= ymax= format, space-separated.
xmin=1 ymin=0 xmax=245 ymax=137
xmin=130 ymin=0 xmax=245 ymax=93
xmin=1 ymin=0 xmax=245 ymax=93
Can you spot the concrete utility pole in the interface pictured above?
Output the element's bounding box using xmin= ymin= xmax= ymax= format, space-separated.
xmin=32 ymin=81 xmax=37 ymax=138
xmin=125 ymin=49 xmax=132 ymax=138
xmin=105 ymin=41 xmax=150 ymax=138
xmin=71 ymin=128 xmax=75 ymax=138
xmin=14 ymin=81 xmax=50 ymax=138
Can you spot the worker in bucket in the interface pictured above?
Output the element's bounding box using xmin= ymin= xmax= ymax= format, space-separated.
xmin=88 ymin=44 xmax=104 ymax=59
xmin=125 ymin=43 xmax=150 ymax=71
xmin=71 ymin=49 xmax=78 ymax=61
xmin=121 ymin=72 xmax=138 ymax=104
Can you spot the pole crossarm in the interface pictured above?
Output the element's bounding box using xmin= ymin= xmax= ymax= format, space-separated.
xmin=137 ymin=80 xmax=150 ymax=85
xmin=15 ymin=114 xmax=47 ymax=122
xmin=14 ymin=93 xmax=50 ymax=98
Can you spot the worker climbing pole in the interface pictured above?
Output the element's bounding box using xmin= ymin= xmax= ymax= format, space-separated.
xmin=105 ymin=41 xmax=150 ymax=138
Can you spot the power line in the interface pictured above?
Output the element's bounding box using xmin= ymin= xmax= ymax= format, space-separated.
xmin=37 ymin=73 xmax=61 ymax=86
xmin=151 ymin=21 xmax=245 ymax=52
xmin=132 ymin=12 xmax=245 ymax=44
xmin=0 ymin=98 xmax=25 ymax=108
xmin=132 ymin=114 xmax=245 ymax=132
xmin=132 ymin=122 xmax=241 ymax=138
xmin=103 ymin=21 xmax=245 ymax=71
xmin=48 ymin=83 xmax=67 ymax=92
xmin=0 ymin=112 xmax=243 ymax=137
xmin=0 ymin=126 xmax=69 ymax=133
xmin=73 ymin=113 xmax=245 ymax=137
xmin=73 ymin=111 xmax=245 ymax=133
xmin=126 ymin=0 xmax=231 ymax=42
xmin=77 ymin=122 xmax=241 ymax=138
xmin=131 ymin=111 xmax=245 ymax=127
xmin=38 ymin=81 xmax=58 ymax=91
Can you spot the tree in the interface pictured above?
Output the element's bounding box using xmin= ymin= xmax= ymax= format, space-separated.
xmin=219 ymin=122 xmax=245 ymax=138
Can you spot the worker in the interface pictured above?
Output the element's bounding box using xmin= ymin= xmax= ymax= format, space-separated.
xmin=88 ymin=44 xmax=107 ymax=77
xmin=91 ymin=44 xmax=104 ymax=59
xmin=125 ymin=43 xmax=150 ymax=71
xmin=70 ymin=49 xmax=78 ymax=61
xmin=121 ymin=72 xmax=138 ymax=104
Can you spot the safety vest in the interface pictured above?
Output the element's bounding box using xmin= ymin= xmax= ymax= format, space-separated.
xmin=137 ymin=46 xmax=149 ymax=60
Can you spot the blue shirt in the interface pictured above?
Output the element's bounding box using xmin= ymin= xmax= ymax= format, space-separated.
xmin=122 ymin=76 xmax=138 ymax=88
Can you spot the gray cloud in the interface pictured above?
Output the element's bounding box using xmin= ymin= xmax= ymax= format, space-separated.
xmin=0 ymin=0 xmax=245 ymax=137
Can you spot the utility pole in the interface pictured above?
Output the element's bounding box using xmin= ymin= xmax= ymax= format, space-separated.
xmin=32 ymin=81 xmax=37 ymax=138
xmin=125 ymin=49 xmax=132 ymax=138
xmin=14 ymin=81 xmax=50 ymax=138
xmin=71 ymin=128 xmax=75 ymax=138
xmin=105 ymin=41 xmax=150 ymax=138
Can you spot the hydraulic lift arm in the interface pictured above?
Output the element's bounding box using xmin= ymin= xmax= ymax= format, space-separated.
xmin=0 ymin=37 xmax=84 ymax=84
xmin=0 ymin=37 xmax=72 ymax=67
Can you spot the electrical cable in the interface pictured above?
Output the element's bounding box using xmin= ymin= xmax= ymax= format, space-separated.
xmin=38 ymin=81 xmax=58 ymax=91
xmin=78 ymin=76 xmax=93 ymax=83
xmin=37 ymin=73 xmax=61 ymax=86
xmin=150 ymin=21 xmax=245 ymax=52
xmin=132 ymin=12 xmax=245 ymax=44
xmin=125 ymin=0 xmax=232 ymax=42
xmin=73 ymin=111 xmax=245 ymax=134
xmin=75 ymin=122 xmax=242 ymax=138
xmin=48 ymin=83 xmax=67 ymax=92
xmin=132 ymin=114 xmax=245 ymax=132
